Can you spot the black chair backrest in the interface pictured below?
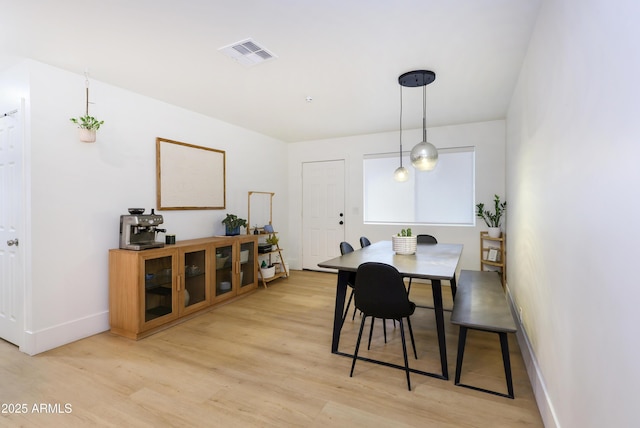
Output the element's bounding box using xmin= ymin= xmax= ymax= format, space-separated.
xmin=354 ymin=262 xmax=414 ymax=319
xmin=340 ymin=241 xmax=355 ymax=255
xmin=417 ymin=234 xmax=438 ymax=244
xmin=359 ymin=237 xmax=371 ymax=248
xmin=339 ymin=242 xmax=357 ymax=286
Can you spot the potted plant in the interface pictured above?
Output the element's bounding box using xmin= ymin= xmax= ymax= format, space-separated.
xmin=221 ymin=213 xmax=247 ymax=236
xmin=265 ymin=234 xmax=279 ymax=250
xmin=392 ymin=228 xmax=417 ymax=255
xmin=70 ymin=115 xmax=104 ymax=143
xmin=260 ymin=260 xmax=275 ymax=279
xmin=476 ymin=194 xmax=507 ymax=238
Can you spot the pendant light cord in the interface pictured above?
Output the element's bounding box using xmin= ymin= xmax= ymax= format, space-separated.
xmin=422 ymin=84 xmax=427 ymax=142
xmin=399 ymin=85 xmax=403 ymax=167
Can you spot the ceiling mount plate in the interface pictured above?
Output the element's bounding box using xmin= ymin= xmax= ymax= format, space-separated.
xmin=398 ymin=70 xmax=436 ymax=87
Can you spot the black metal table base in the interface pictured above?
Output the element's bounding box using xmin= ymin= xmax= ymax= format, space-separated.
xmin=335 ymin=351 xmax=448 ymax=381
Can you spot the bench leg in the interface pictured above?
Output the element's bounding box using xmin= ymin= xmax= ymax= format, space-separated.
xmin=454 ymin=327 xmax=515 ymax=399
xmin=454 ymin=326 xmax=467 ymax=385
xmin=499 ymin=332 xmax=514 ymax=399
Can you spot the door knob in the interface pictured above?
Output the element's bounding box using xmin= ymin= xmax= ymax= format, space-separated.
xmin=7 ymin=238 xmax=19 ymax=246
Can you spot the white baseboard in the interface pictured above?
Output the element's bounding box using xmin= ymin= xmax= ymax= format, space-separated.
xmin=505 ymin=285 xmax=560 ymax=428
xmin=21 ymin=311 xmax=110 ymax=356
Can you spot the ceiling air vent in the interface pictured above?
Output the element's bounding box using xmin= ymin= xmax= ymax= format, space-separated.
xmin=219 ymin=38 xmax=277 ymax=66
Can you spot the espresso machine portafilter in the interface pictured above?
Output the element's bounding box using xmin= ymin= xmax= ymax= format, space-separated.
xmin=119 ymin=208 xmax=166 ymax=250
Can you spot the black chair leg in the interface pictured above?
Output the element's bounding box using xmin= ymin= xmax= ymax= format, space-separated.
xmin=350 ymin=316 xmax=367 ymax=377
xmin=406 ymin=317 xmax=418 ymax=359
xmin=383 ymin=319 xmax=387 ymax=343
xmin=342 ymin=289 xmax=354 ymax=326
xmin=398 ymin=318 xmax=411 ymax=391
xmin=367 ymin=317 xmax=376 ymax=350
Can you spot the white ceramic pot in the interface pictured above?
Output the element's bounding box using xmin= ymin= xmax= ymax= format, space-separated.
xmin=488 ymin=227 xmax=501 ymax=238
xmin=79 ymin=128 xmax=96 ymax=143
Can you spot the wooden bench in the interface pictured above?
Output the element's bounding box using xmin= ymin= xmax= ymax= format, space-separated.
xmin=450 ymin=270 xmax=518 ymax=398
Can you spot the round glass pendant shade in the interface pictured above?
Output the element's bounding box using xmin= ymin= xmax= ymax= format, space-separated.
xmin=410 ymin=140 xmax=439 ymax=171
xmin=394 ymin=166 xmax=409 ymax=182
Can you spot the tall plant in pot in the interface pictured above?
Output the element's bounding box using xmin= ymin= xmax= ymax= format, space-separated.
xmin=476 ymin=195 xmax=507 ymax=238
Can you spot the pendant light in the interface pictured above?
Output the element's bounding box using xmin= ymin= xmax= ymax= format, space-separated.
xmin=394 ymin=82 xmax=409 ymax=182
xmin=399 ymin=70 xmax=438 ymax=171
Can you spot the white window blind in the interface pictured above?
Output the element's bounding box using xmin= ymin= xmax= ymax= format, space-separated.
xmin=363 ymin=147 xmax=475 ymax=225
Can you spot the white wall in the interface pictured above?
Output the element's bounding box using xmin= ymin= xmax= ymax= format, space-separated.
xmin=287 ymin=120 xmax=506 ymax=272
xmin=506 ymin=0 xmax=640 ymax=427
xmin=2 ymin=59 xmax=288 ymax=355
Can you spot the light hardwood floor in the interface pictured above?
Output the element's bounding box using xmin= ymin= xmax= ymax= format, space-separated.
xmin=0 ymin=270 xmax=543 ymax=427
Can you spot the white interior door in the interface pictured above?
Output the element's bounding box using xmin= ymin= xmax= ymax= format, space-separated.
xmin=302 ymin=160 xmax=345 ymax=271
xmin=0 ymin=105 xmax=24 ymax=346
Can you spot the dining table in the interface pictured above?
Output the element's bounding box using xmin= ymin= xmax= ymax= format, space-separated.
xmin=318 ymin=240 xmax=463 ymax=380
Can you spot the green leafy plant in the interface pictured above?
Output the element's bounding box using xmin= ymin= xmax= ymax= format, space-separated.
xmin=221 ymin=213 xmax=247 ymax=229
xmin=265 ymin=235 xmax=279 ymax=246
xmin=397 ymin=228 xmax=412 ymax=237
xmin=476 ymin=195 xmax=507 ymax=227
xmin=70 ymin=115 xmax=104 ymax=130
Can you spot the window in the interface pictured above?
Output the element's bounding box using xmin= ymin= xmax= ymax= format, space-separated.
xmin=363 ymin=147 xmax=475 ymax=225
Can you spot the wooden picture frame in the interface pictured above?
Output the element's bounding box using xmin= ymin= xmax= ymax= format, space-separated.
xmin=156 ymin=137 xmax=226 ymax=210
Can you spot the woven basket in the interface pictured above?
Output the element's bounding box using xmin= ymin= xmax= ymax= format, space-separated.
xmin=392 ymin=235 xmax=417 ymax=255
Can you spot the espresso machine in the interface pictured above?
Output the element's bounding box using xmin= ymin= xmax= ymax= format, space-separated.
xmin=119 ymin=208 xmax=166 ymax=250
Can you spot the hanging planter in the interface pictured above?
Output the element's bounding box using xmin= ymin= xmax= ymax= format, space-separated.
xmin=78 ymin=128 xmax=96 ymax=143
xmin=70 ymin=72 xmax=104 ymax=143
xmin=71 ymin=116 xmax=103 ymax=142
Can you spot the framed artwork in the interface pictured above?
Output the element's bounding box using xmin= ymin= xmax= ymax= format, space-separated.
xmin=156 ymin=137 xmax=226 ymax=210
xmin=487 ymin=248 xmax=499 ymax=262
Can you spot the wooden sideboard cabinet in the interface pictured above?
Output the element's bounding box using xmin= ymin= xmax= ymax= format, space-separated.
xmin=109 ymin=235 xmax=258 ymax=339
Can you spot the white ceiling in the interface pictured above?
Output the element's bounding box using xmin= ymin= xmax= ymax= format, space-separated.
xmin=0 ymin=0 xmax=541 ymax=142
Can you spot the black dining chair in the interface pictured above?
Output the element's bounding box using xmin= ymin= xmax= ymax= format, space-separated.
xmin=417 ymin=234 xmax=437 ymax=245
xmin=407 ymin=234 xmax=457 ymax=303
xmin=341 ymin=241 xmax=392 ymax=342
xmin=339 ymin=242 xmax=359 ymax=324
xmin=350 ymin=262 xmax=418 ymax=391
xmin=359 ymin=236 xmax=371 ymax=248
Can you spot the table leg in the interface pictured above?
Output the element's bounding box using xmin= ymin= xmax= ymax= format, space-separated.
xmin=332 ymin=270 xmax=349 ymax=353
xmin=431 ymin=279 xmax=448 ymax=379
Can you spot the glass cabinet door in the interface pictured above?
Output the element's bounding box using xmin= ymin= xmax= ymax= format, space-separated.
xmin=214 ymin=243 xmax=234 ymax=299
xmin=182 ymin=247 xmax=209 ymax=312
xmin=239 ymin=241 xmax=256 ymax=291
xmin=144 ymin=255 xmax=174 ymax=322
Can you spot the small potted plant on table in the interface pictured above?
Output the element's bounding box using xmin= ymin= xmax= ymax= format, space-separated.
xmin=392 ymin=228 xmax=417 ymax=255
